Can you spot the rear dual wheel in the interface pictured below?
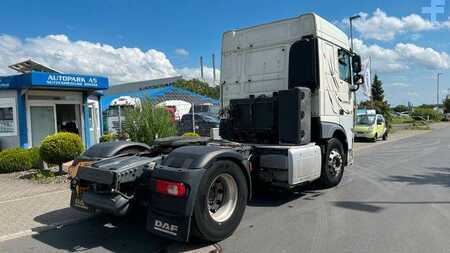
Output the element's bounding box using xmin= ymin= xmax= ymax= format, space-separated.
xmin=192 ymin=160 xmax=248 ymax=242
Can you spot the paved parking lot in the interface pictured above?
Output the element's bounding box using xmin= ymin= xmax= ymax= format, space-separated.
xmin=1 ymin=123 xmax=449 ymax=253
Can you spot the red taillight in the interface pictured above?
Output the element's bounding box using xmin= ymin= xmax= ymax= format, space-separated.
xmin=155 ymin=179 xmax=187 ymax=198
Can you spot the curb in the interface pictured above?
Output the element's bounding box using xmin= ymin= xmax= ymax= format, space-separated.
xmin=0 ymin=216 xmax=93 ymax=242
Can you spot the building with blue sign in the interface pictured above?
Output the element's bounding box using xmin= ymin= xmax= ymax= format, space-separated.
xmin=0 ymin=60 xmax=109 ymax=149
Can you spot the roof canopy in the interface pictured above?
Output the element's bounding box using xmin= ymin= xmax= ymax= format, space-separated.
xmin=9 ymin=59 xmax=61 ymax=74
xmin=105 ymin=76 xmax=182 ymax=96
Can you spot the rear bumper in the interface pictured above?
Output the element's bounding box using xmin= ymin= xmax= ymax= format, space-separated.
xmin=70 ymin=189 xmax=131 ymax=216
xmin=83 ymin=192 xmax=131 ymax=216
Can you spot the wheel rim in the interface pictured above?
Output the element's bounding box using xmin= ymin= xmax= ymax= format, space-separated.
xmin=328 ymin=149 xmax=343 ymax=177
xmin=207 ymin=173 xmax=238 ymax=223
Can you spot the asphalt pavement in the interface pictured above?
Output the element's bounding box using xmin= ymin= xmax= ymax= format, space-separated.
xmin=1 ymin=124 xmax=449 ymax=253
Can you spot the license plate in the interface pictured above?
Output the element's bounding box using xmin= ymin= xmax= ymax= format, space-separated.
xmin=70 ymin=186 xmax=92 ymax=212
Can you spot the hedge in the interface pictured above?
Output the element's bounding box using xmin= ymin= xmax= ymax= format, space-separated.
xmin=28 ymin=147 xmax=43 ymax=169
xmin=0 ymin=148 xmax=42 ymax=174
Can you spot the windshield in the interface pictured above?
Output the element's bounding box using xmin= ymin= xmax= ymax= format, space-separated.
xmin=202 ymin=114 xmax=220 ymax=123
xmin=357 ymin=115 xmax=376 ymax=125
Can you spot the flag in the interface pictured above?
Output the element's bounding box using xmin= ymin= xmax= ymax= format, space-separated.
xmin=361 ymin=58 xmax=372 ymax=98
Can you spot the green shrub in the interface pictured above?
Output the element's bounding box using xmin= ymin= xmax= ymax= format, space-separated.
xmin=99 ymin=132 xmax=117 ymax=143
xmin=31 ymin=169 xmax=58 ymax=183
xmin=411 ymin=108 xmax=443 ymax=121
xmin=123 ymin=97 xmax=177 ymax=145
xmin=182 ymin=132 xmax=200 ymax=137
xmin=391 ymin=116 xmax=414 ymax=124
xmin=40 ymin=132 xmax=84 ymax=174
xmin=28 ymin=147 xmax=43 ymax=169
xmin=0 ymin=148 xmax=32 ymax=173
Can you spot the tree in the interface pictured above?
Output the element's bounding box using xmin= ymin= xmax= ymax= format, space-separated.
xmin=40 ymin=132 xmax=84 ymax=175
xmin=123 ymin=97 xmax=177 ymax=145
xmin=371 ymin=74 xmax=384 ymax=102
xmin=393 ymin=104 xmax=409 ymax=113
xmin=444 ymin=97 xmax=450 ymax=113
xmin=359 ymin=75 xmax=392 ymax=130
xmin=173 ymin=79 xmax=220 ymax=99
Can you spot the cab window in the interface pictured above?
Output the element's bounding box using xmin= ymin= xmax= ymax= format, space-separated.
xmin=338 ymin=49 xmax=351 ymax=83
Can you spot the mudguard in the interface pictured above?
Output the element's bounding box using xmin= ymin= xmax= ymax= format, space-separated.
xmin=79 ymin=141 xmax=151 ymax=160
xmin=146 ymin=145 xmax=251 ymax=241
xmin=320 ymin=122 xmax=347 ymax=139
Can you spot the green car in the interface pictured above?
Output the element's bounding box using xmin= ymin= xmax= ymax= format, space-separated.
xmin=354 ymin=114 xmax=388 ymax=142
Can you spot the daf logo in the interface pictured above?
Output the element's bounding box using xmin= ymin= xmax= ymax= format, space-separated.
xmin=154 ymin=219 xmax=179 ymax=236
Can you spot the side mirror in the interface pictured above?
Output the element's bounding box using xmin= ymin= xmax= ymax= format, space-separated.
xmin=352 ymin=54 xmax=362 ymax=73
xmin=350 ymin=84 xmax=360 ymax=92
xmin=353 ymin=74 xmax=364 ymax=85
xmin=350 ymin=74 xmax=364 ymax=92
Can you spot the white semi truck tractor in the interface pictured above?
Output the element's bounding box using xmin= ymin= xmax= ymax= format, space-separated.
xmin=69 ymin=13 xmax=363 ymax=242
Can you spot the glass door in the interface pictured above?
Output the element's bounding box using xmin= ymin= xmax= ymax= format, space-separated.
xmin=88 ymin=97 xmax=100 ymax=145
xmin=30 ymin=106 xmax=56 ymax=147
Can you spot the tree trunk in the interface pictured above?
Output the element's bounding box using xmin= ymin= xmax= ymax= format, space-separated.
xmin=58 ymin=163 xmax=63 ymax=175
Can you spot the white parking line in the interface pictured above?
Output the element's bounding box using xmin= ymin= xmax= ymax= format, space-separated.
xmin=0 ymin=189 xmax=69 ymax=206
xmin=0 ymin=217 xmax=90 ymax=242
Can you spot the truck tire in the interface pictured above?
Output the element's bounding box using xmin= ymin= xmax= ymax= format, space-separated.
xmin=192 ymin=160 xmax=248 ymax=242
xmin=319 ymin=138 xmax=345 ymax=188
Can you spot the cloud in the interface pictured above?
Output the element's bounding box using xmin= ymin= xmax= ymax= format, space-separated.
xmin=354 ymin=39 xmax=450 ymax=72
xmin=0 ymin=34 xmax=218 ymax=85
xmin=394 ymin=43 xmax=450 ymax=69
xmin=407 ymin=91 xmax=418 ymax=99
xmin=347 ymin=9 xmax=449 ymax=41
xmin=174 ymin=48 xmax=189 ymax=57
xmin=391 ymin=82 xmax=410 ymax=87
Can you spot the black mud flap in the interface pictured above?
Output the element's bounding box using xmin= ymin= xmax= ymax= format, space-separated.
xmin=147 ymin=209 xmax=192 ymax=242
xmin=70 ymin=190 xmax=96 ymax=214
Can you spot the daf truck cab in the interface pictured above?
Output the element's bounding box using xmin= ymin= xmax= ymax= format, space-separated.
xmin=69 ymin=13 xmax=363 ymax=243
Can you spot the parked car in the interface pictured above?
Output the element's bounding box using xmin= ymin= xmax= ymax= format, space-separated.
xmin=354 ymin=114 xmax=388 ymax=142
xmin=179 ymin=112 xmax=220 ymax=137
xmin=443 ymin=113 xmax=450 ymax=121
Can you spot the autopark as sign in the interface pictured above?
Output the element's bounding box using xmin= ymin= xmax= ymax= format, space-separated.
xmin=31 ymin=72 xmax=109 ymax=90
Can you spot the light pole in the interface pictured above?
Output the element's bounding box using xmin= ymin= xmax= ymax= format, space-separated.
xmin=349 ymin=15 xmax=361 ymax=52
xmin=437 ymin=73 xmax=443 ymax=105
xmin=349 ymin=15 xmax=361 ymax=128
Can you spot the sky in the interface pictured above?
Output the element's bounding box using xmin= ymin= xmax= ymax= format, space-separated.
xmin=1 ymin=0 xmax=450 ymax=106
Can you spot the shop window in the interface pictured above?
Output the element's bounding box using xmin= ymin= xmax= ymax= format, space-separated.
xmin=0 ymin=98 xmax=17 ymax=136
